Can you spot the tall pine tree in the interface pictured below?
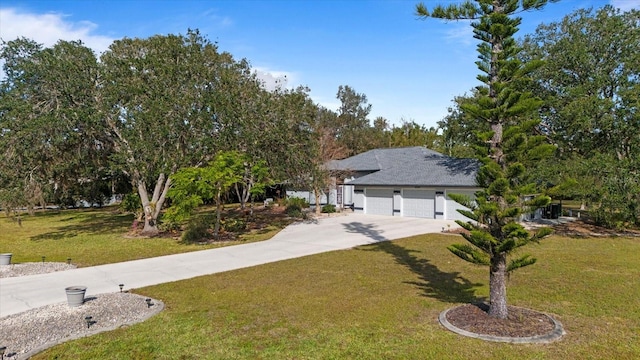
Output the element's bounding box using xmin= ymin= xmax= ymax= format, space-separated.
xmin=416 ymin=0 xmax=556 ymax=319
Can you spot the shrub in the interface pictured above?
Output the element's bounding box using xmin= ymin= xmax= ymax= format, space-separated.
xmin=321 ymin=204 xmax=336 ymax=213
xmin=120 ymin=193 xmax=142 ymax=215
xmin=221 ymin=218 xmax=246 ymax=233
xmin=181 ymin=216 xmax=212 ymax=244
xmin=285 ymin=197 xmax=310 ymax=209
xmin=286 ymin=204 xmax=303 ymax=218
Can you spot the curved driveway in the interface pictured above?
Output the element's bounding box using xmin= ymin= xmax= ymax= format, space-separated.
xmin=0 ymin=213 xmax=458 ymax=317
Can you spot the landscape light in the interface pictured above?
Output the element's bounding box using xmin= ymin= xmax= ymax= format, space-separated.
xmin=85 ymin=316 xmax=93 ymax=329
xmin=145 ymin=298 xmax=153 ymax=308
xmin=42 ymin=256 xmax=45 ymax=263
xmin=0 ymin=346 xmax=6 ymax=357
xmin=67 ymin=258 xmax=72 ymax=265
xmin=119 ymin=284 xmax=124 ymax=293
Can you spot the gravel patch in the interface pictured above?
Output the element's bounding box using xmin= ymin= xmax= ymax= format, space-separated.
xmin=1 ymin=262 xmax=77 ymax=278
xmin=0 ymin=263 xmax=164 ymax=359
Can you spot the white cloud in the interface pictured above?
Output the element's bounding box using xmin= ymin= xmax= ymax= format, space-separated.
xmin=311 ymin=96 xmax=340 ymax=113
xmin=444 ymin=20 xmax=475 ymax=47
xmin=201 ymin=9 xmax=234 ymax=29
xmin=610 ymin=0 xmax=640 ymax=11
xmin=253 ymin=67 xmax=296 ymax=92
xmin=0 ymin=7 xmax=114 ymax=54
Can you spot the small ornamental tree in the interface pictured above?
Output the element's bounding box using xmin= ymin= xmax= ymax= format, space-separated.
xmin=166 ymin=151 xmax=245 ymax=239
xmin=417 ymin=0 xmax=556 ymax=319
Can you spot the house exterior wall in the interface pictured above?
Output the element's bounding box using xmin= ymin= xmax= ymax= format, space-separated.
xmin=393 ymin=190 xmax=402 ymax=216
xmin=285 ymin=190 xmax=327 ymax=205
xmin=342 ymin=184 xmax=354 ymax=207
xmin=445 ymin=188 xmax=477 ymax=221
xmin=327 ymin=188 xmax=337 ymax=207
xmin=288 ymin=185 xmax=479 ymax=221
xmin=353 ymin=187 xmax=365 ymax=213
xmin=521 ymin=195 xmax=543 ymax=221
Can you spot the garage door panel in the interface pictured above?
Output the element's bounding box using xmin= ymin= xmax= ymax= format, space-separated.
xmin=403 ymin=189 xmax=435 ymax=218
xmin=366 ymin=189 xmax=393 ymax=215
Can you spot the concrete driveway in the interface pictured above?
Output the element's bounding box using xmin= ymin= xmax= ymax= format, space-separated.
xmin=0 ymin=213 xmax=458 ymax=317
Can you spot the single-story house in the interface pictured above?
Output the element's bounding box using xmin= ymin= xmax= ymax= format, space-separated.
xmin=287 ymin=146 xmax=481 ymax=221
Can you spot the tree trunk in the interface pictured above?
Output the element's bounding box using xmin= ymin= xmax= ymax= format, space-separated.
xmin=235 ymin=181 xmax=253 ymax=210
xmin=241 ymin=174 xmax=253 ymax=209
xmin=213 ymin=190 xmax=222 ymax=240
xmin=314 ymin=186 xmax=322 ymax=215
xmin=489 ymin=252 xmax=508 ymax=319
xmin=235 ymin=183 xmax=244 ymax=210
xmin=137 ymin=172 xmax=172 ymax=236
xmin=242 ymin=185 xmax=251 ymax=208
xmin=488 ymin=10 xmax=507 ymax=319
xmin=491 ymin=122 xmax=504 ymax=166
xmin=235 ymin=164 xmax=253 ymax=210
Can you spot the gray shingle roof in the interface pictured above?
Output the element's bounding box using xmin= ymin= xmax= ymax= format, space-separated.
xmin=328 ymin=146 xmax=443 ymax=171
xmin=329 ymin=146 xmax=478 ymax=187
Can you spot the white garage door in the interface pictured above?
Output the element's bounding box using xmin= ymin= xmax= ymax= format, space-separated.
xmin=403 ymin=189 xmax=435 ymax=218
xmin=366 ymin=188 xmax=393 ymax=215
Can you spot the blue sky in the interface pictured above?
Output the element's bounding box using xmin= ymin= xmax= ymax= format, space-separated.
xmin=1 ymin=0 xmax=638 ymax=128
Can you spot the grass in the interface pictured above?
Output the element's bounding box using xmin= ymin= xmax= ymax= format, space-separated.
xmin=0 ymin=207 xmax=289 ymax=267
xmin=17 ymin=213 xmax=638 ymax=360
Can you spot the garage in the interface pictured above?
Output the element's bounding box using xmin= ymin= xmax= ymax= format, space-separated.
xmin=365 ymin=188 xmax=393 ymax=215
xmin=326 ymin=147 xmax=480 ymax=221
xmin=403 ymin=189 xmax=435 ymax=218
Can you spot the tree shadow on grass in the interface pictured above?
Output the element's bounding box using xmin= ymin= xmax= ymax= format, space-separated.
xmin=367 ymin=241 xmax=482 ymax=304
xmin=343 ymin=221 xmax=482 ymax=304
xmin=30 ymin=210 xmax=133 ymax=242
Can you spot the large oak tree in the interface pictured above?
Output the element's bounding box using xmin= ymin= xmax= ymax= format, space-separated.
xmin=99 ymin=30 xmax=253 ymax=235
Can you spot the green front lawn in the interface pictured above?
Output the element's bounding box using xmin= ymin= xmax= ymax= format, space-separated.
xmin=0 ymin=207 xmax=289 ymax=267
xmin=33 ymin=233 xmax=640 ymax=359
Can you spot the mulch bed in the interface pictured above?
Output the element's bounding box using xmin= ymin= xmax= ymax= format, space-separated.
xmin=445 ymin=303 xmax=556 ymax=338
xmin=551 ymin=219 xmax=640 ymax=238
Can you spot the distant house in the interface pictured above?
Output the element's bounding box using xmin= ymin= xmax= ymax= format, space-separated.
xmin=287 ymin=146 xmax=481 ymax=221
